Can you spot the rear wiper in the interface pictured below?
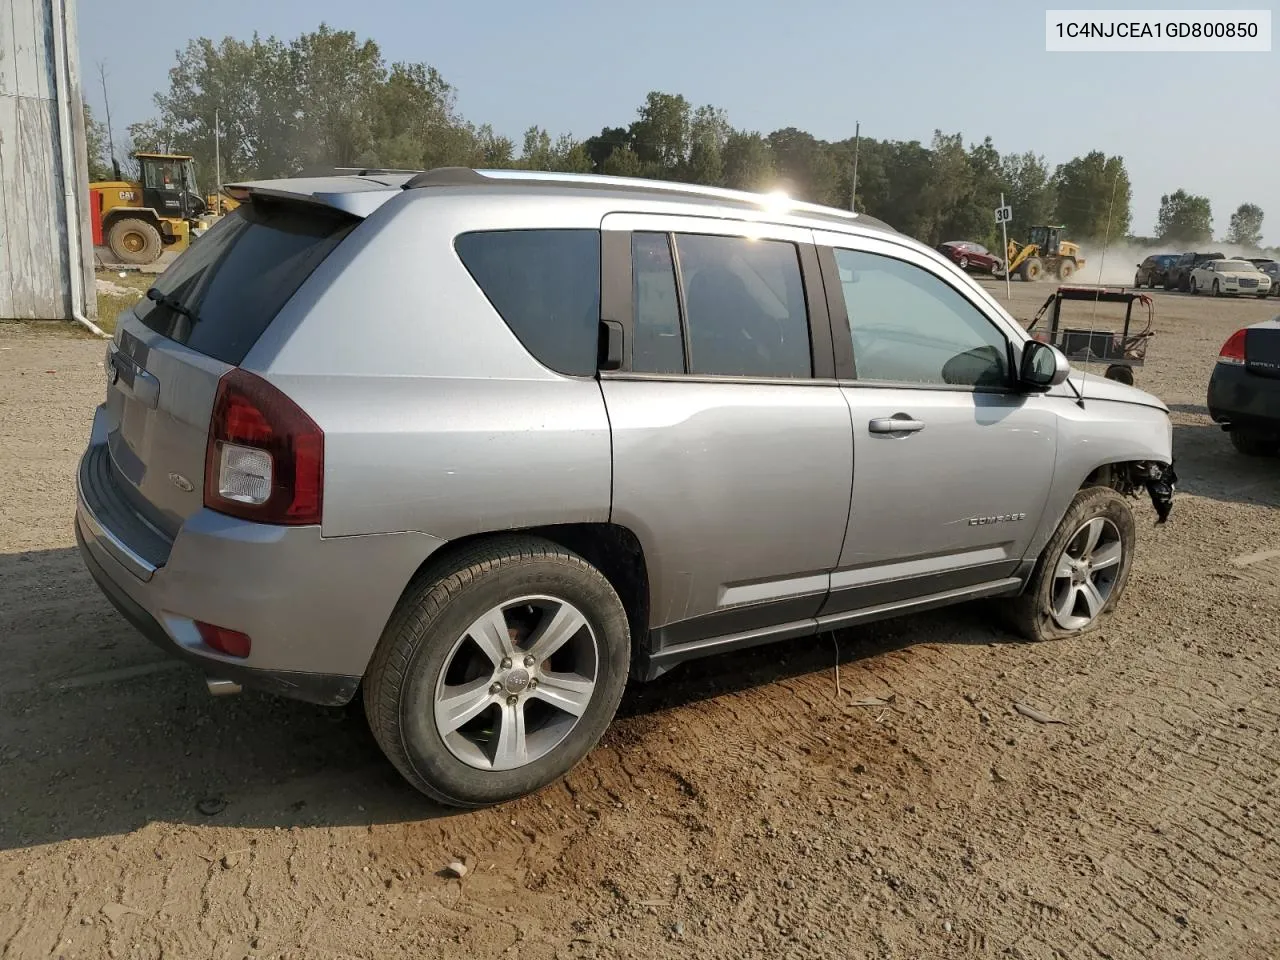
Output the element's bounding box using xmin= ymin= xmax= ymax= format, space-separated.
xmin=146 ymin=287 xmax=199 ymax=324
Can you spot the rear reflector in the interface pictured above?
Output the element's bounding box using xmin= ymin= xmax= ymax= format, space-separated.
xmin=1218 ymin=329 xmax=1247 ymax=365
xmin=195 ymin=621 xmax=252 ymax=658
xmin=204 ymin=368 xmax=323 ymax=525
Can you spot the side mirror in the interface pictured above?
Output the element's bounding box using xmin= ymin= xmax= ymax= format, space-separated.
xmin=1019 ymin=340 xmax=1070 ymax=391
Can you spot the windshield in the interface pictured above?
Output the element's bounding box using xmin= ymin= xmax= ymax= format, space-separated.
xmin=1218 ymin=260 xmax=1254 ymax=271
xmin=181 ymin=159 xmax=199 ymax=196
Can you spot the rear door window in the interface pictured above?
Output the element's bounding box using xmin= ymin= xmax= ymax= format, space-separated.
xmin=672 ymin=233 xmax=812 ymax=379
xmin=135 ymin=199 xmax=359 ymax=365
xmin=455 ymin=229 xmax=601 ymax=377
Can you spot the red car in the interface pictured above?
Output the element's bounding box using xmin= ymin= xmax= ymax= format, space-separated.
xmin=937 ymin=240 xmax=1004 ymax=275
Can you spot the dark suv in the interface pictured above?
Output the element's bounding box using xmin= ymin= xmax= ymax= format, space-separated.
xmin=1134 ymin=254 xmax=1178 ymax=288
xmin=1165 ymin=252 xmax=1223 ymax=292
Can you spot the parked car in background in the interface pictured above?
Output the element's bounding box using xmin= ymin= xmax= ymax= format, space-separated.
xmin=1165 ymin=251 xmax=1223 ymax=291
xmin=937 ymin=241 xmax=1003 ymax=275
xmin=1134 ymin=254 xmax=1179 ymax=288
xmin=1208 ymin=318 xmax=1280 ymax=456
xmin=1257 ymin=260 xmax=1280 ymax=296
xmin=1189 ymin=259 xmax=1272 ymax=298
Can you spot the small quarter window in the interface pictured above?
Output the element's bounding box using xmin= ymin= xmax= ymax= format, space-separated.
xmin=455 ymin=229 xmax=602 ymax=377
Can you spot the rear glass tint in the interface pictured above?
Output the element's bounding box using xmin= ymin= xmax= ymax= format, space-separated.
xmin=133 ymin=199 xmax=358 ymax=365
xmin=454 ymin=229 xmax=601 ymax=377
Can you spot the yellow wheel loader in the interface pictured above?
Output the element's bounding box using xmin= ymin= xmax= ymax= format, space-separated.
xmin=88 ymin=153 xmax=237 ymax=265
xmin=1003 ymin=225 xmax=1085 ymax=282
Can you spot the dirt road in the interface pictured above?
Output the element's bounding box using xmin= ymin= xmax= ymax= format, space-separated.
xmin=1 ymin=284 xmax=1277 ymax=960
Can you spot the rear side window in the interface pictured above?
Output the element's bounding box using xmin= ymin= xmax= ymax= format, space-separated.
xmin=675 ymin=234 xmax=811 ymax=379
xmin=135 ymin=199 xmax=358 ymax=365
xmin=455 ymin=229 xmax=601 ymax=377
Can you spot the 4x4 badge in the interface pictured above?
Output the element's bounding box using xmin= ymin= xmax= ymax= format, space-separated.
xmin=168 ymin=472 xmax=194 ymax=493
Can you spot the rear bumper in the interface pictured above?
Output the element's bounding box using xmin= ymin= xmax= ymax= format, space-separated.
xmin=75 ymin=432 xmax=446 ymax=704
xmin=1207 ymin=363 xmax=1280 ymax=433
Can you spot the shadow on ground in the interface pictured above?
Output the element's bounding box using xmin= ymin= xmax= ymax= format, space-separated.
xmin=0 ymin=545 xmax=1012 ymax=852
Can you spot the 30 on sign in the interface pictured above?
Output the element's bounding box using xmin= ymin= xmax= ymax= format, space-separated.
xmin=1045 ymin=10 xmax=1271 ymax=52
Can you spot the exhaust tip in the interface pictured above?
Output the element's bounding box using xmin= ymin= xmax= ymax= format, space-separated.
xmin=205 ymin=677 xmax=242 ymax=696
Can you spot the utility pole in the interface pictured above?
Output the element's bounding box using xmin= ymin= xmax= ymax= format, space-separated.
xmin=850 ymin=121 xmax=860 ymax=212
xmin=214 ymin=107 xmax=222 ymax=215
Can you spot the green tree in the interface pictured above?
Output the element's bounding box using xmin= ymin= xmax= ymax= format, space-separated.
xmin=83 ymin=101 xmax=113 ymax=181
xmin=630 ymin=91 xmax=690 ymax=176
xmin=601 ymin=145 xmax=645 ymax=178
xmin=722 ymin=131 xmax=775 ymax=191
xmin=686 ymin=105 xmax=730 ymax=185
xmin=1053 ymin=151 xmax=1131 ymax=240
xmin=999 ymin=151 xmax=1056 ymax=242
xmin=767 ymin=127 xmax=840 ymax=206
xmin=1225 ymin=203 xmax=1264 ymax=248
xmin=1155 ymin=189 xmax=1213 ymax=244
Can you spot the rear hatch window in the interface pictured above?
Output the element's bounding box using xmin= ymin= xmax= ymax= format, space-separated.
xmin=134 ymin=198 xmax=359 ymax=365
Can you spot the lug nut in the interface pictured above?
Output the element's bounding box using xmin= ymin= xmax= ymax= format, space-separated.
xmin=507 ymin=695 xmax=519 ymax=706
xmin=523 ymin=655 xmax=536 ymax=667
xmin=529 ymin=679 xmax=538 ymax=690
xmin=489 ymin=682 xmax=502 ymax=695
xmin=500 ymin=657 xmax=512 ymax=669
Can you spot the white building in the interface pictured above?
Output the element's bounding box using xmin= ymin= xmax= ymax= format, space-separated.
xmin=0 ymin=0 xmax=96 ymax=325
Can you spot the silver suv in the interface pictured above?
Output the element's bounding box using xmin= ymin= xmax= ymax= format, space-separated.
xmin=76 ymin=168 xmax=1177 ymax=807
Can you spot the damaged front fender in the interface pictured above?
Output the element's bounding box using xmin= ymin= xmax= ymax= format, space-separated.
xmin=1141 ymin=461 xmax=1177 ymax=524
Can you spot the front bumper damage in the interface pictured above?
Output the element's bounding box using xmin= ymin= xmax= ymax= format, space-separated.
xmin=1140 ymin=461 xmax=1177 ymax=524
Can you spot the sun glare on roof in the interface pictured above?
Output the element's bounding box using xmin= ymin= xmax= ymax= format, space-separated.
xmin=761 ymin=190 xmax=792 ymax=214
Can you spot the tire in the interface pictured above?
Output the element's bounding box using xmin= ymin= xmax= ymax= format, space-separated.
xmin=1134 ymin=274 xmax=1143 ymax=288
xmin=363 ymin=536 xmax=631 ymax=807
xmin=106 ymin=217 xmax=162 ymax=265
xmin=1105 ymin=364 xmax=1135 ymax=386
xmin=1190 ymin=277 xmax=1198 ymax=295
xmin=1212 ymin=279 xmax=1221 ymax=297
xmin=1007 ymin=487 xmax=1137 ymax=643
xmin=958 ymin=255 xmax=969 ymax=270
xmin=1229 ymin=429 xmax=1280 ymax=457
xmin=1019 ymin=257 xmax=1043 ymax=282
xmin=1058 ymin=259 xmax=1076 ymax=281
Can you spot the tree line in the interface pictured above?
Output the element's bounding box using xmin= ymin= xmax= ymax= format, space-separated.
xmin=86 ymin=24 xmax=1272 ymax=253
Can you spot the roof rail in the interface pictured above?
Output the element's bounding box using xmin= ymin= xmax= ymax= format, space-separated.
xmin=298 ymin=166 xmax=426 ymax=178
xmin=400 ymin=167 xmax=871 ymax=226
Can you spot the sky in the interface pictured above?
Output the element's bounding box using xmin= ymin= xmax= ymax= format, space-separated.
xmin=76 ymin=0 xmax=1279 ymax=245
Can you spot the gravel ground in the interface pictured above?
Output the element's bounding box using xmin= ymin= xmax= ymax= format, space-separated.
xmin=1 ymin=283 xmax=1278 ymax=960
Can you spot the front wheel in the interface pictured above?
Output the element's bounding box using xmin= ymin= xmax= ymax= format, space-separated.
xmin=958 ymin=255 xmax=969 ymax=270
xmin=363 ymin=537 xmax=631 ymax=807
xmin=1007 ymin=487 xmax=1136 ymax=643
xmin=1212 ymin=279 xmax=1221 ymax=297
xmin=1190 ymin=277 xmax=1199 ymax=295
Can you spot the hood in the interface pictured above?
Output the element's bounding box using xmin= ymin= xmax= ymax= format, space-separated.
xmin=1048 ymin=371 xmax=1168 ymax=411
xmin=1218 ymin=270 xmax=1264 ymax=281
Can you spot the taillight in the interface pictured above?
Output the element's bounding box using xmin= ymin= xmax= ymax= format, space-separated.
xmin=204 ymin=368 xmax=323 ymax=525
xmin=1218 ymin=329 xmax=1247 ymax=366
xmin=195 ymin=621 xmax=252 ymax=658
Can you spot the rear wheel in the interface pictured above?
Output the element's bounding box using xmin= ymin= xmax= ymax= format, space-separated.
xmin=1007 ymin=487 xmax=1136 ymax=643
xmin=1104 ymin=364 xmax=1135 ymax=385
xmin=1058 ymin=259 xmax=1076 ymax=282
xmin=1229 ymin=429 xmax=1280 ymax=457
xmin=363 ymin=537 xmax=631 ymax=807
xmin=106 ymin=217 xmax=162 ymax=265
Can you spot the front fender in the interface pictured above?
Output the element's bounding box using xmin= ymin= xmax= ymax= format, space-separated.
xmin=1026 ymin=398 xmax=1174 ymax=559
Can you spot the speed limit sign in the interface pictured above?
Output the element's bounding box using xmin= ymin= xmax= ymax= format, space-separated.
xmin=994 ymin=205 xmax=1012 ymax=224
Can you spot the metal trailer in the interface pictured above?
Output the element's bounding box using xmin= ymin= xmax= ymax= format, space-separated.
xmin=1025 ymin=285 xmax=1155 ymax=386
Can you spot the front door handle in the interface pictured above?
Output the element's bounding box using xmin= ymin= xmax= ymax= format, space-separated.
xmin=868 ymin=414 xmax=925 ymax=435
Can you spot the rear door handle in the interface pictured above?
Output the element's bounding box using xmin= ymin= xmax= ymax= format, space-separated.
xmin=868 ymin=415 xmax=925 ymax=435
